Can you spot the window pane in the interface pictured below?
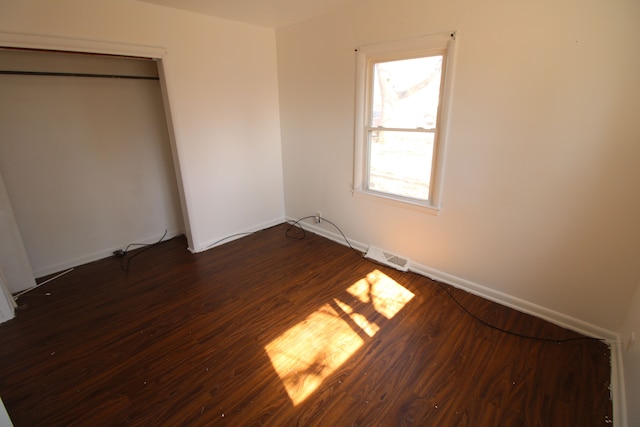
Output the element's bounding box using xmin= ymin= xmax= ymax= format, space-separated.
xmin=368 ymin=130 xmax=434 ymax=201
xmin=372 ymin=56 xmax=442 ymax=129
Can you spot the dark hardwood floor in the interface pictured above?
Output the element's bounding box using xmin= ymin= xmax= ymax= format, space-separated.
xmin=0 ymin=223 xmax=612 ymax=426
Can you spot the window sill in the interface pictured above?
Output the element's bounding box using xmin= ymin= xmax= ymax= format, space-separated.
xmin=352 ymin=189 xmax=441 ymax=216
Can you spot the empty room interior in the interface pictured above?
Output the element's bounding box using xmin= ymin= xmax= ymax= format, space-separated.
xmin=0 ymin=0 xmax=639 ymax=425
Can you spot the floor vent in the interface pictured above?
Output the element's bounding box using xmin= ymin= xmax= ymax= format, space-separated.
xmin=364 ymin=246 xmax=409 ymax=272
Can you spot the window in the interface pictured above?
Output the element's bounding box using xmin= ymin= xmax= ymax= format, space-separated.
xmin=354 ymin=32 xmax=456 ymax=213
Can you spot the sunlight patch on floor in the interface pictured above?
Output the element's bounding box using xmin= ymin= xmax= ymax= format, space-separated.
xmin=346 ymin=270 xmax=415 ymax=319
xmin=265 ymin=270 xmax=414 ymax=405
xmin=264 ymin=303 xmax=364 ymax=405
xmin=334 ymin=298 xmax=380 ymax=337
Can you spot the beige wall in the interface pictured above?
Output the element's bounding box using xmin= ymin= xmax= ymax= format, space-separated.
xmin=277 ymin=4 xmax=640 ymax=420
xmin=2 ymin=0 xmax=638 ymax=421
xmin=0 ymin=50 xmax=184 ymax=278
xmin=277 ymin=0 xmax=640 ymax=334
xmin=0 ymin=0 xmax=285 ymax=258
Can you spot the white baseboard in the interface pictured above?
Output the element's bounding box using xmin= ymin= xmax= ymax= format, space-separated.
xmin=291 ymin=216 xmax=617 ymax=339
xmin=193 ymin=216 xmax=287 ymax=253
xmin=408 ymin=260 xmax=618 ymax=341
xmin=286 ymin=216 xmax=369 ymax=252
xmin=290 ymin=216 xmax=626 ymax=426
xmin=32 ymin=227 xmax=185 ymax=279
xmin=407 ymin=259 xmax=625 ymax=426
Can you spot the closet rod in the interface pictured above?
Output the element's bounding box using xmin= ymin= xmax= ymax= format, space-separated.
xmin=0 ymin=70 xmax=159 ymax=80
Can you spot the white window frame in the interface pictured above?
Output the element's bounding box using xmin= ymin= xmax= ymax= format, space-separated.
xmin=353 ymin=31 xmax=456 ymax=214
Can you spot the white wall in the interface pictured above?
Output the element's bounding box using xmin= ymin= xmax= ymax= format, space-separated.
xmin=0 ymin=269 xmax=17 ymax=323
xmin=0 ymin=50 xmax=184 ymax=278
xmin=277 ymin=0 xmax=640 ymax=334
xmin=0 ymin=0 xmax=285 ymax=256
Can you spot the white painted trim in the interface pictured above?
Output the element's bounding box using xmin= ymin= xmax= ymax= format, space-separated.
xmin=290 ymin=214 xmax=615 ymax=339
xmin=357 ymin=32 xmax=455 ymax=57
xmin=408 ymin=258 xmax=627 ymax=425
xmin=0 ymin=31 xmax=166 ymax=59
xmin=611 ymin=341 xmax=628 ymax=427
xmin=288 ymin=215 xmax=625 ymax=425
xmin=32 ymin=228 xmax=184 ymax=278
xmin=0 ymin=398 xmax=14 ymax=427
xmin=193 ymin=216 xmax=287 ymax=253
xmin=285 ymin=216 xmax=368 ymax=253
xmin=0 ymin=31 xmax=195 ymax=259
xmin=155 ymin=60 xmax=195 ymax=251
xmin=352 ymin=189 xmax=441 ymax=216
xmin=294 ymin=214 xmax=616 ymax=339
xmin=431 ymin=31 xmax=458 ymax=209
xmin=408 ymin=261 xmax=618 ymax=341
xmin=0 ymin=270 xmax=16 ymax=324
xmin=352 ymin=31 xmax=456 ymax=211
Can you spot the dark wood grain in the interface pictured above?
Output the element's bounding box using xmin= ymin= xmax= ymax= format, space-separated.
xmin=0 ymin=223 xmax=612 ymax=426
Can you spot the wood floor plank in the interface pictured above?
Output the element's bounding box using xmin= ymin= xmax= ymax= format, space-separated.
xmin=0 ymin=223 xmax=612 ymax=426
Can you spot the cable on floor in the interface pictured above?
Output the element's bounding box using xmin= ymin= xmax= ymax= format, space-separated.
xmin=287 ymin=214 xmax=607 ymax=345
xmin=286 ymin=215 xmax=364 ymax=257
xmin=207 ymin=232 xmax=255 ymax=249
xmin=118 ymin=229 xmax=168 ymax=272
xmin=432 ymin=280 xmax=606 ymax=344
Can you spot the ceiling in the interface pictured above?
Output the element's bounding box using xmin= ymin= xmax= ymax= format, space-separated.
xmin=137 ymin=0 xmax=352 ymax=29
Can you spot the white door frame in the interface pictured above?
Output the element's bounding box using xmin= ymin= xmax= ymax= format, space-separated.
xmin=0 ymin=31 xmax=194 ymax=285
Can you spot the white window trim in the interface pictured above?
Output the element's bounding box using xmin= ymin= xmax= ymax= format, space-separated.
xmin=353 ymin=31 xmax=457 ymax=215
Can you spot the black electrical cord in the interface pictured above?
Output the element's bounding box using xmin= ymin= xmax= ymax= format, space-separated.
xmin=287 ymin=214 xmax=607 ymax=345
xmin=118 ymin=229 xmax=168 ymax=272
xmin=207 ymin=232 xmax=255 ymax=249
xmin=432 ymin=280 xmax=605 ymax=344
xmin=286 ymin=216 xmax=364 ymax=257
xmin=285 ymin=215 xmax=315 ymax=240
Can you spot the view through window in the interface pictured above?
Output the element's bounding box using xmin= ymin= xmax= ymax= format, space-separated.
xmin=354 ymin=32 xmax=455 ymax=211
xmin=368 ymin=55 xmax=443 ymax=201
